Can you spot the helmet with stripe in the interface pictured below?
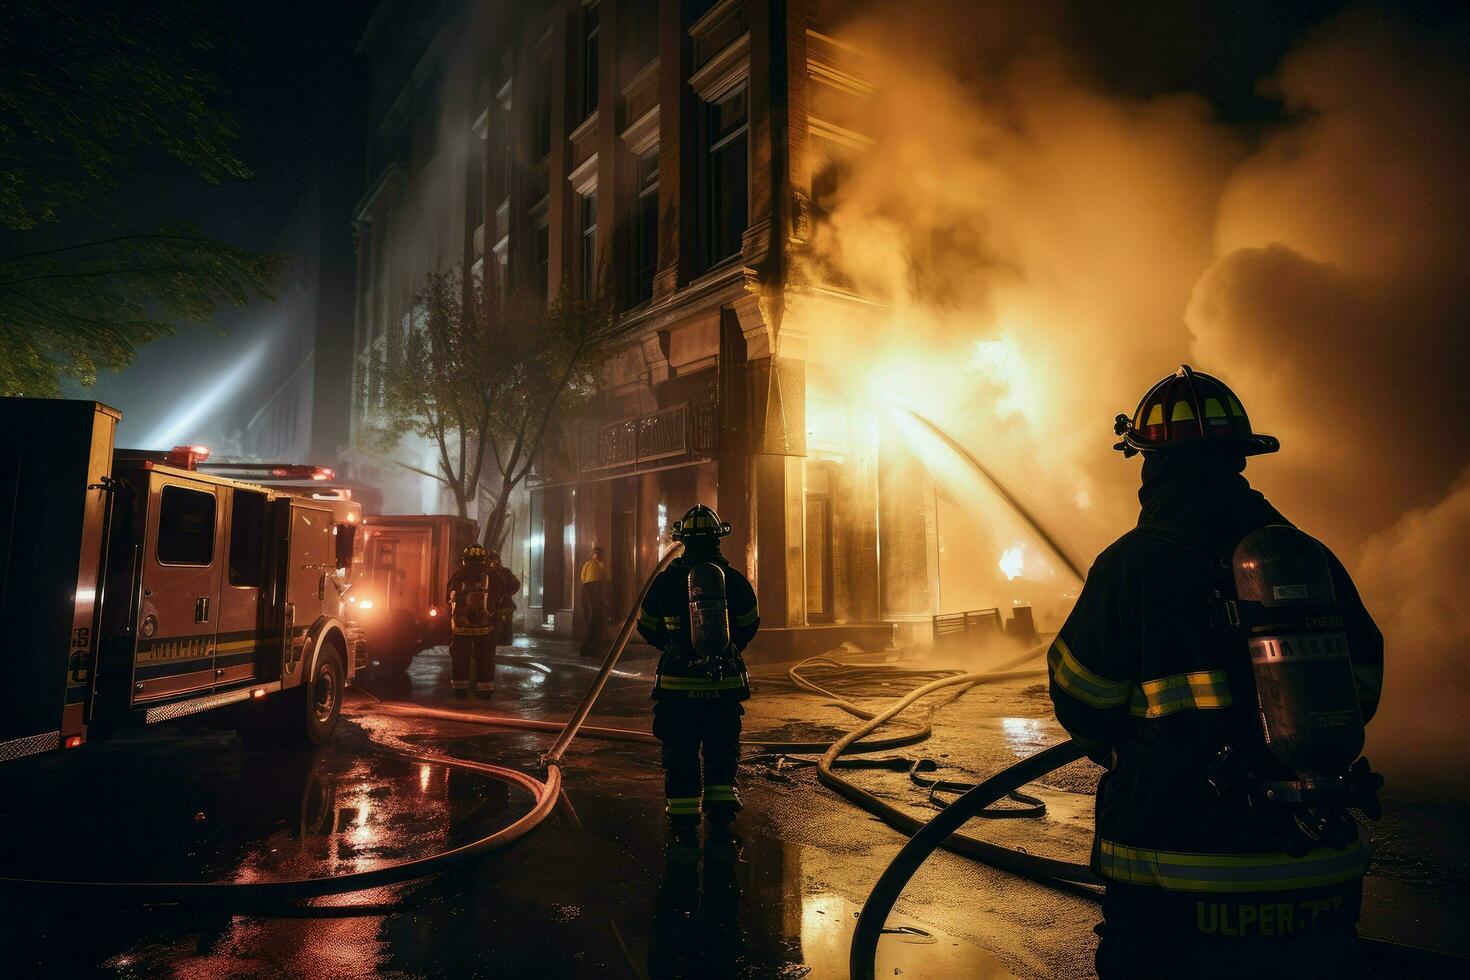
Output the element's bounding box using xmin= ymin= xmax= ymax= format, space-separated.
xmin=671 ymin=504 xmax=731 ymax=541
xmin=1113 ymin=365 xmax=1279 ymax=459
xmin=462 ymin=543 xmax=488 ymax=563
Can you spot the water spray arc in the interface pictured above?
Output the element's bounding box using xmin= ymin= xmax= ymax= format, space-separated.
xmin=899 ymin=406 xmax=1086 ymax=582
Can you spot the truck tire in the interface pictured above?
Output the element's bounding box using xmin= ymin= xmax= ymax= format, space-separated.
xmin=238 ymin=640 xmax=345 ymax=749
xmin=298 ymin=640 xmax=345 ymax=745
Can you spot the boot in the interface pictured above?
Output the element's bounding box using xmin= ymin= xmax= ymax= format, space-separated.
xmin=666 ymin=817 xmax=701 ymax=862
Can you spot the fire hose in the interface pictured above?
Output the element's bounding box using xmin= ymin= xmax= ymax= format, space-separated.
xmin=0 ymin=546 xmax=692 ymax=903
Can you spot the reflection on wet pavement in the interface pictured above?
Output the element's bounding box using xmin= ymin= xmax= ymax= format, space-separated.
xmin=0 ymin=638 xmax=1020 ymax=978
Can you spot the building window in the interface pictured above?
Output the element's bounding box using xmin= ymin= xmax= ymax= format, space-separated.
xmin=631 ymin=148 xmax=658 ymax=303
xmin=579 ymin=192 xmax=598 ymax=299
xmin=581 ymin=2 xmax=600 ymax=119
xmin=698 ymin=85 xmax=748 ymax=272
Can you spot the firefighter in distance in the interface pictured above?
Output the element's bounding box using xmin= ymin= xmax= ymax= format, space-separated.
xmin=446 ymin=544 xmax=520 ymax=698
xmin=1050 ymin=366 xmax=1384 ymax=978
xmin=637 ymin=505 xmax=760 ymax=836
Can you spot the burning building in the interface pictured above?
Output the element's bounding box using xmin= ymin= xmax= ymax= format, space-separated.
xmin=350 ymin=0 xmax=998 ymax=653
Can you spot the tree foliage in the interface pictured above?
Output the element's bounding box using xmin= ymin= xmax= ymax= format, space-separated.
xmin=0 ymin=0 xmax=280 ymax=396
xmin=363 ymin=267 xmax=613 ymax=547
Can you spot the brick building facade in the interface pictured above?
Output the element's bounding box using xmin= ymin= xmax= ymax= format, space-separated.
xmin=351 ymin=0 xmax=939 ymax=653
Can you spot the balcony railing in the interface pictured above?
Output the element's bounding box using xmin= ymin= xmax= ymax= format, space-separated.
xmin=579 ymin=401 xmax=717 ymax=474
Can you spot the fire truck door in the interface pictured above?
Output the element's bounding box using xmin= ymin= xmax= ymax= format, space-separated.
xmin=282 ymin=503 xmax=334 ymax=681
xmin=132 ymin=476 xmax=225 ymax=703
xmin=214 ymin=488 xmax=269 ymax=688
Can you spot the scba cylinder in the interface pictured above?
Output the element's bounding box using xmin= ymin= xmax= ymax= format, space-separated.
xmin=1232 ymin=525 xmax=1364 ymax=785
xmin=687 ymin=562 xmax=731 ymax=659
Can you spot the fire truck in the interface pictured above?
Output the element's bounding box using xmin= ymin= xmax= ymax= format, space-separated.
xmin=183 ymin=469 xmax=478 ymax=674
xmin=352 ymin=514 xmax=480 ymax=673
xmin=0 ymin=399 xmax=365 ymax=764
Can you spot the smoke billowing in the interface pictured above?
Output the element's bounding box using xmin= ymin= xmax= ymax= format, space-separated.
xmin=803 ymin=2 xmax=1470 ymax=797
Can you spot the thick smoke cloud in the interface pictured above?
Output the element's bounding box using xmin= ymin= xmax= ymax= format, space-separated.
xmin=808 ymin=3 xmax=1469 ymax=796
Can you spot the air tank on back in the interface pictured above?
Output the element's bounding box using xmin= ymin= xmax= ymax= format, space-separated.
xmin=687 ymin=562 xmax=730 ymax=659
xmin=1232 ymin=525 xmax=1364 ymax=788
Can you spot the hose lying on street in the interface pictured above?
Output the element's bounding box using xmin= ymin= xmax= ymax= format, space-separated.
xmin=0 ymin=546 xmax=688 ymax=904
xmin=819 ymin=656 xmax=1470 ymax=979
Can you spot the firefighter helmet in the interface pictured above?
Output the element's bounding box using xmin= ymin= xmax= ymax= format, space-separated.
xmin=462 ymin=543 xmax=488 ymax=563
xmin=671 ymin=504 xmax=731 ymax=541
xmin=1113 ymin=365 xmax=1279 ymax=458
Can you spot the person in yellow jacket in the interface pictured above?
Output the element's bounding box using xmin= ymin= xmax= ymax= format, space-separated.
xmin=579 ymin=545 xmax=610 ymax=657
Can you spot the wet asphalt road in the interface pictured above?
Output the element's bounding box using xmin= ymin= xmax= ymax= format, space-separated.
xmin=0 ymin=636 xmax=1467 ymax=979
xmin=0 ymin=638 xmax=1026 ymax=979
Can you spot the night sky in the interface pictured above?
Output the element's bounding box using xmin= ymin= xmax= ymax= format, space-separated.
xmin=82 ymin=0 xmax=365 ymax=449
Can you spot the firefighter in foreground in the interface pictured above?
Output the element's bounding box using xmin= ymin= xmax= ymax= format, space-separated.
xmin=637 ymin=505 xmax=760 ymax=839
xmin=446 ymin=544 xmax=520 ymax=698
xmin=1049 ymin=366 xmax=1385 ymax=977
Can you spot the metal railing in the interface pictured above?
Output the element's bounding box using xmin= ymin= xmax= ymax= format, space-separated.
xmin=932 ymin=608 xmax=1003 ymax=652
xmin=579 ymin=401 xmax=717 ymax=474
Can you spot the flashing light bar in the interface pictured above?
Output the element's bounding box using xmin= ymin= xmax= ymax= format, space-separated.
xmin=166 ymin=445 xmax=211 ymax=470
xmin=269 ymin=464 xmax=335 ymax=481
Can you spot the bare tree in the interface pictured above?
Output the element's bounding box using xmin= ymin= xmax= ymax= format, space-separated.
xmin=361 ymin=266 xmax=611 ymax=548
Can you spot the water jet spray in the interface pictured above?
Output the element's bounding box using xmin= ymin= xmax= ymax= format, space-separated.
xmin=897 ymin=406 xmax=1086 ymax=582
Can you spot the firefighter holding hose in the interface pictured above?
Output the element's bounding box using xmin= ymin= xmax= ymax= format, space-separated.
xmin=637 ymin=505 xmax=760 ymax=839
xmin=447 ymin=544 xmax=520 ymax=698
xmin=1050 ymin=367 xmax=1384 ymax=977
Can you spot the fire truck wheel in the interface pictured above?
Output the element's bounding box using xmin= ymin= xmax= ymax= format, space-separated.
xmin=299 ymin=640 xmax=346 ymax=745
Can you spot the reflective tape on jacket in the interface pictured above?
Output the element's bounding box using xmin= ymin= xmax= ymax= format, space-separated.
xmin=662 ymin=616 xmax=681 ymax=629
xmin=638 ymin=611 xmax=662 ymax=630
xmin=1097 ymin=838 xmax=1369 ymax=893
xmin=1130 ymin=670 xmax=1233 ymax=718
xmin=656 ymin=674 xmax=748 ymax=692
xmin=732 ymin=606 xmax=759 ymax=627
xmin=1048 ymin=637 xmax=1132 ymax=709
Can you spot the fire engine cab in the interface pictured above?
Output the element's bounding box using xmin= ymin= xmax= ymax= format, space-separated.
xmin=0 ymin=398 xmax=365 ymax=763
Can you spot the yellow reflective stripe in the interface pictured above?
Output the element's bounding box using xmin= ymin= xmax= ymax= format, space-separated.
xmin=662 ymin=616 xmax=681 ymax=627
xmin=1048 ymin=637 xmax=1131 ymax=709
xmin=703 ymin=785 xmax=740 ymax=802
xmin=732 ymin=606 xmax=759 ymax=627
xmin=1097 ymin=838 xmax=1369 ymax=893
xmin=638 ymin=611 xmax=661 ymax=629
xmin=1170 ymin=400 xmax=1195 ymax=422
xmin=665 ymin=797 xmax=702 ymax=815
xmin=1130 ymin=670 xmax=1234 ymax=718
xmin=657 ymin=675 xmax=747 ymax=691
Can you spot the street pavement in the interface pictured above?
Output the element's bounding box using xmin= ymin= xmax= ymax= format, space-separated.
xmin=0 ymin=635 xmax=1465 ymax=978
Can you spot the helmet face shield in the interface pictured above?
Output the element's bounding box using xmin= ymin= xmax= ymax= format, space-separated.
xmin=1114 ymin=365 xmax=1279 ymax=458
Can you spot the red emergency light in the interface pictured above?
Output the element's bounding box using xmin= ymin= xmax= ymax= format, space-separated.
xmin=268 ymin=464 xmax=336 ymax=481
xmin=166 ymin=445 xmax=211 ymax=470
